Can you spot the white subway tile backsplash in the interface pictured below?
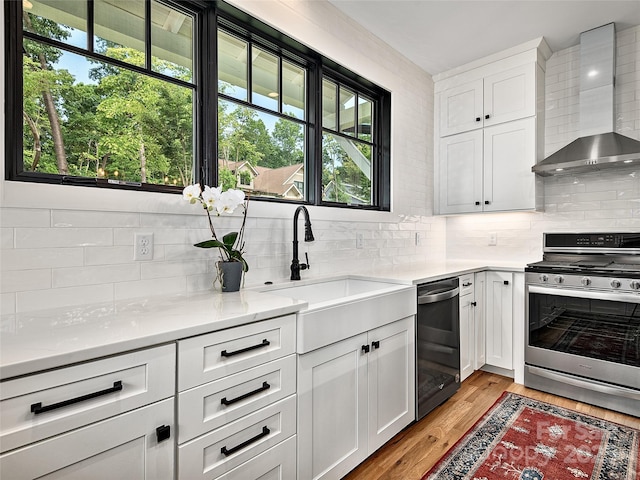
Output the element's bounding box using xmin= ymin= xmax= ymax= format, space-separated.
xmin=0 ymin=228 xmax=12 ymax=249
xmin=1 ymin=269 xmax=51 ymax=293
xmin=15 ymin=228 xmax=113 ymax=249
xmin=52 ymin=264 xmax=140 ymax=288
xmin=114 ymin=277 xmax=186 ymax=300
xmin=0 ymin=208 xmax=50 ymax=228
xmin=1 ymin=294 xmax=16 ymax=315
xmin=52 ymin=210 xmax=140 ymax=228
xmin=1 ymin=247 xmax=84 ymax=271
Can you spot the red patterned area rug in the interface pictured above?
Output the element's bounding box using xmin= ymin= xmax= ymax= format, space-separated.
xmin=422 ymin=392 xmax=639 ymax=480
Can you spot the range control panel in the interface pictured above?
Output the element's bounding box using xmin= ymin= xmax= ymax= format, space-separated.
xmin=544 ymin=233 xmax=640 ymax=250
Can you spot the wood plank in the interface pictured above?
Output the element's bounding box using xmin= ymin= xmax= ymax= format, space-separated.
xmin=343 ymin=370 xmax=640 ymax=480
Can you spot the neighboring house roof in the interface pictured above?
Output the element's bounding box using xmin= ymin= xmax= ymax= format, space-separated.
xmin=253 ymin=164 xmax=303 ymax=198
xmin=217 ymin=159 xmax=260 ymax=177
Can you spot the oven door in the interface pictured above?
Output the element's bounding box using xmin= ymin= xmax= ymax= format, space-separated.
xmin=526 ymin=284 xmax=640 ymax=392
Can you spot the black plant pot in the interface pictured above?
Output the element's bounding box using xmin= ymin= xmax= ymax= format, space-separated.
xmin=216 ymin=261 xmax=243 ymax=292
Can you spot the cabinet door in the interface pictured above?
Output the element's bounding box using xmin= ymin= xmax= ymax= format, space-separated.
xmin=483 ymin=117 xmax=536 ymax=212
xmin=439 ymin=79 xmax=483 ymax=136
xmin=483 ymin=63 xmax=535 ymax=127
xmin=297 ymin=334 xmax=368 ymax=480
xmin=368 ymin=316 xmax=415 ymax=452
xmin=485 ymin=272 xmax=513 ymax=370
xmin=438 ymin=130 xmax=483 ymax=214
xmin=0 ymin=399 xmax=174 ymax=480
xmin=473 ymin=272 xmax=486 ymax=370
xmin=459 ymin=294 xmax=474 ymax=382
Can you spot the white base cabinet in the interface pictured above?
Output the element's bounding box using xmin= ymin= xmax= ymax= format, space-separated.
xmin=459 ymin=273 xmax=486 ymax=382
xmin=485 ymin=271 xmax=514 ymax=370
xmin=297 ymin=316 xmax=415 ymax=480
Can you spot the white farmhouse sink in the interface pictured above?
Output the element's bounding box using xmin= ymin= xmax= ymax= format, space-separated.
xmin=260 ymin=277 xmax=416 ymax=353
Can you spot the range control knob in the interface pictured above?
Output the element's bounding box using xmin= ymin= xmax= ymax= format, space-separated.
xmin=581 ymin=277 xmax=591 ymax=286
xmin=554 ymin=275 xmax=564 ymax=284
xmin=539 ymin=274 xmax=549 ymax=283
xmin=630 ymin=280 xmax=640 ymax=290
xmin=611 ymin=279 xmax=622 ymax=288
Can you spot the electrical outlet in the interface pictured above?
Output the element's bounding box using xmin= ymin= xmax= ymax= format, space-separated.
xmin=488 ymin=232 xmax=497 ymax=246
xmin=415 ymin=232 xmax=422 ymax=246
xmin=356 ymin=232 xmax=364 ymax=249
xmin=134 ymin=233 xmax=154 ymax=261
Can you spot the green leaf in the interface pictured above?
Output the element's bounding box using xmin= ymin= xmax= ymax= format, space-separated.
xmin=194 ymin=239 xmax=225 ymax=248
xmin=222 ymin=231 xmax=238 ymax=247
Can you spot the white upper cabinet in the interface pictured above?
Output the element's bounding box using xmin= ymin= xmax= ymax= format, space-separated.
xmin=439 ymin=63 xmax=536 ymax=137
xmin=434 ymin=39 xmax=550 ymax=215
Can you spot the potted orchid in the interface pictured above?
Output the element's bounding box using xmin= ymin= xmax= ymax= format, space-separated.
xmin=183 ymin=183 xmax=248 ymax=292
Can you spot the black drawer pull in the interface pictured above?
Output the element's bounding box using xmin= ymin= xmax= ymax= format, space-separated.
xmin=475 ymin=201 xmax=480 ymax=206
xmin=362 ymin=344 xmax=370 ymax=353
xmin=221 ymin=339 xmax=270 ymax=357
xmin=485 ymin=114 xmax=490 ymax=119
xmin=221 ymin=382 xmax=271 ymax=406
xmin=371 ymin=340 xmax=380 ymax=350
xmin=31 ymin=381 xmax=123 ymax=415
xmin=471 ymin=301 xmax=477 ymax=306
xmin=462 ymin=282 xmax=472 ymax=287
xmin=156 ymin=425 xmax=171 ymax=443
xmin=484 ymin=200 xmax=490 ymax=205
xmin=475 ymin=117 xmax=481 ymax=122
xmin=221 ymin=426 xmax=270 ymax=456
xmin=504 ymin=280 xmax=510 ymax=285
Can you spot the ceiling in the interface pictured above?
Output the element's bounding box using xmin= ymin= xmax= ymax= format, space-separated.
xmin=327 ymin=1 xmax=640 ymax=76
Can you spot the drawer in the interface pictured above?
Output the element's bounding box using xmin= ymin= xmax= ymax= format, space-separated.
xmin=178 ymin=315 xmax=296 ymax=391
xmin=459 ymin=274 xmax=475 ymax=296
xmin=0 ymin=398 xmax=174 ymax=480
xmin=0 ymin=344 xmax=175 ymax=453
xmin=178 ymin=355 xmax=296 ymax=443
xmin=215 ymin=435 xmax=296 ymax=480
xmin=178 ymin=395 xmax=296 ymax=480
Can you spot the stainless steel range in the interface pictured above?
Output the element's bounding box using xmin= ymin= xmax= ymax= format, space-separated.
xmin=525 ymin=232 xmax=640 ymax=417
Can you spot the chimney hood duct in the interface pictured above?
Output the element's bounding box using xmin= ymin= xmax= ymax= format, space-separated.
xmin=532 ymin=23 xmax=640 ymax=176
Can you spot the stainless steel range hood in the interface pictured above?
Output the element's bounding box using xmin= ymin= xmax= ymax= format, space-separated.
xmin=533 ymin=23 xmax=640 ymax=176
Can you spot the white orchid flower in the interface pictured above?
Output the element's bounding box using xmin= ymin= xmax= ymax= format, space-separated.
xmin=218 ymin=189 xmax=243 ymax=214
xmin=202 ymin=185 xmax=222 ymax=212
xmin=183 ymin=184 xmax=202 ymax=204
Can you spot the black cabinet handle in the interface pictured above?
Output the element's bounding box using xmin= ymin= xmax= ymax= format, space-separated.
xmin=221 ymin=426 xmax=270 ymax=456
xmin=462 ymin=282 xmax=472 ymax=287
xmin=156 ymin=425 xmax=171 ymax=443
xmin=504 ymin=280 xmax=509 ymax=285
xmin=475 ymin=117 xmax=481 ymax=122
xmin=485 ymin=114 xmax=490 ymax=119
xmin=471 ymin=301 xmax=477 ymax=306
xmin=475 ymin=201 xmax=480 ymax=206
xmin=221 ymin=382 xmax=271 ymax=406
xmin=484 ymin=200 xmax=490 ymax=205
xmin=371 ymin=340 xmax=380 ymax=350
xmin=31 ymin=381 xmax=123 ymax=415
xmin=221 ymin=339 xmax=270 ymax=357
xmin=362 ymin=345 xmax=370 ymax=354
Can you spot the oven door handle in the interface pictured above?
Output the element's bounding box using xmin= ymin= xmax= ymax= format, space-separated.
xmin=528 ymin=366 xmax=640 ymax=400
xmin=418 ymin=287 xmax=459 ymax=304
xmin=528 ymin=285 xmax=640 ymax=303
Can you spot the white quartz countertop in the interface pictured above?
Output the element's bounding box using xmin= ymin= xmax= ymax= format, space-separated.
xmin=0 ymin=290 xmax=305 ymax=379
xmin=0 ymin=260 xmax=526 ymax=379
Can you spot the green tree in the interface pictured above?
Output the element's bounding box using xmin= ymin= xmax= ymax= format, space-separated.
xmin=269 ymin=117 xmax=304 ymax=168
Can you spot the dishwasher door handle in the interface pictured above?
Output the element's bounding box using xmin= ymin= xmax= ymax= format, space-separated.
xmin=417 ymin=287 xmax=459 ymax=304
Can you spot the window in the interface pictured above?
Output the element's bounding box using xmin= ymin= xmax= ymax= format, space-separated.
xmin=6 ymin=1 xmax=390 ymax=209
xmin=9 ymin=0 xmax=197 ymax=191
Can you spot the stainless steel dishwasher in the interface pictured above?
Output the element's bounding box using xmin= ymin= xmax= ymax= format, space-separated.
xmin=416 ymin=277 xmax=460 ymax=420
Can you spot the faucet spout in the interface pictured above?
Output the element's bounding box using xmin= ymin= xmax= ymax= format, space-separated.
xmin=291 ymin=206 xmax=314 ymax=280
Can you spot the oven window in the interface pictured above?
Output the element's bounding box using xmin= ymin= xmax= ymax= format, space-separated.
xmin=529 ymin=293 xmax=640 ymax=367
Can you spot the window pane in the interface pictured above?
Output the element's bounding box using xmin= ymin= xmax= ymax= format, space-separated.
xmin=358 ymin=96 xmax=373 ymax=141
xmin=218 ymin=30 xmax=248 ymax=101
xmin=322 ymin=133 xmax=372 ymax=205
xmin=22 ymin=42 xmax=194 ymax=186
xmin=339 ymin=88 xmax=356 ymax=136
xmin=23 ymin=0 xmax=87 ymax=49
xmin=322 ymin=79 xmax=337 ymax=130
xmin=282 ymin=60 xmax=305 ymax=120
xmin=218 ymin=100 xmax=305 ymax=200
xmin=94 ymin=0 xmax=145 ymax=68
xmin=151 ymin=1 xmax=193 ymax=82
xmin=252 ymin=47 xmax=279 ymax=111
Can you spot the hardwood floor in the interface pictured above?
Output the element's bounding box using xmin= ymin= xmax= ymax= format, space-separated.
xmin=343 ymin=370 xmax=640 ymax=480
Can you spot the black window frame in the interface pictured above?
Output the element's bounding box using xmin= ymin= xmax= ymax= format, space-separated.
xmin=5 ymin=0 xmax=391 ymax=211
